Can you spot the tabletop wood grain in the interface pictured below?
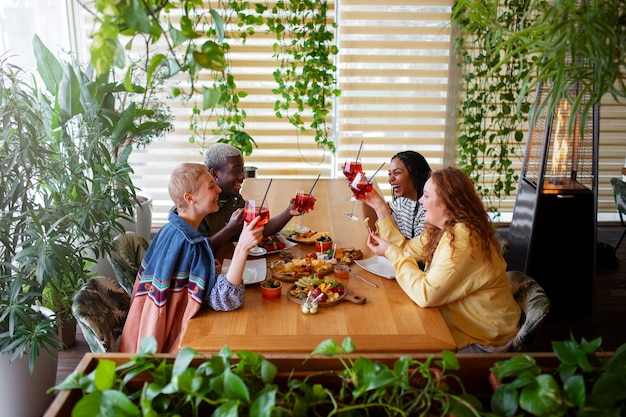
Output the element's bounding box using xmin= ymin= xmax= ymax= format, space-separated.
xmin=180 ymin=179 xmax=457 ymax=355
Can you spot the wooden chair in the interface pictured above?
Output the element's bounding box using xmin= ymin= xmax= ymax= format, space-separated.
xmin=507 ymin=271 xmax=551 ymax=352
xmin=72 ymin=276 xmax=130 ymax=352
xmin=106 ymin=232 xmax=149 ymax=295
xmin=610 ymin=177 xmax=626 ymax=258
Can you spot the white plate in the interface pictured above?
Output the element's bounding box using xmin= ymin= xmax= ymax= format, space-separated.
xmin=354 ymin=256 xmax=396 ymax=279
xmin=222 ymin=258 xmax=267 ymax=285
xmin=234 ymin=234 xmax=297 ymax=256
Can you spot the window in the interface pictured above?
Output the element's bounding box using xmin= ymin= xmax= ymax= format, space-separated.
xmin=3 ymin=0 xmax=624 ymax=226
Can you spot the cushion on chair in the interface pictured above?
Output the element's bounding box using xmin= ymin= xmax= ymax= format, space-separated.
xmin=507 ymin=271 xmax=551 ymax=352
xmin=72 ymin=276 xmax=131 ymax=352
xmin=107 ymin=232 xmax=149 ymax=295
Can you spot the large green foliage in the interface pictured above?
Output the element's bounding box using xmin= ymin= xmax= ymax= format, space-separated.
xmin=55 ymin=337 xmax=483 ymax=416
xmin=1 ymin=33 xmax=171 ymax=372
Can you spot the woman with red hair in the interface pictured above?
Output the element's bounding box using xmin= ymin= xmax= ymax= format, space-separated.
xmin=362 ymin=167 xmax=520 ymax=353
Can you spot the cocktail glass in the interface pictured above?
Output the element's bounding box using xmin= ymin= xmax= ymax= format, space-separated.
xmin=342 ymin=158 xmax=363 ymax=200
xmin=293 ymin=189 xmax=316 ymax=233
xmin=244 ymin=199 xmax=270 ymax=255
xmin=344 ymin=171 xmax=373 ymax=220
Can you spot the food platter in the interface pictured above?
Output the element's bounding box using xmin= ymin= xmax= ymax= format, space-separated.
xmin=280 ymin=228 xmax=330 ymax=244
xmin=269 ymin=258 xmax=335 ymax=282
xmin=287 ymin=279 xmax=365 ymax=308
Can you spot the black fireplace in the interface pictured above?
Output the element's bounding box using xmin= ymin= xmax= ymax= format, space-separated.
xmin=507 ymin=79 xmax=598 ymax=319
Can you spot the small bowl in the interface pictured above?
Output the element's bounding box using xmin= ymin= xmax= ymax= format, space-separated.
xmin=315 ymin=239 xmax=333 ymax=253
xmin=260 ymin=279 xmax=282 ymax=299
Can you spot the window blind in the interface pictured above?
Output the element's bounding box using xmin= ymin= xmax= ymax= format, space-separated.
xmin=66 ymin=0 xmax=626 ymax=226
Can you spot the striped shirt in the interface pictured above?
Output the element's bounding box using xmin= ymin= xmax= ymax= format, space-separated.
xmin=391 ymin=196 xmax=426 ymax=238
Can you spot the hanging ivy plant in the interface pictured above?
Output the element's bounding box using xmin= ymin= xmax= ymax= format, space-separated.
xmin=82 ymin=0 xmax=340 ymax=156
xmin=265 ymin=0 xmax=340 ymax=154
xmin=452 ymin=0 xmax=534 ymax=219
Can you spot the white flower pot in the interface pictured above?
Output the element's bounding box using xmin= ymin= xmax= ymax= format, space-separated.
xmin=0 ymin=307 xmax=59 ymax=417
xmin=134 ymin=193 xmax=153 ymax=243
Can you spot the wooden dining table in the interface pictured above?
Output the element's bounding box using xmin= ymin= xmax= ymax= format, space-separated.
xmin=179 ymin=178 xmax=457 ymax=358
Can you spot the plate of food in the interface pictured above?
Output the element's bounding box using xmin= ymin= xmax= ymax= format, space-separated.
xmin=280 ymin=226 xmax=330 ymax=244
xmin=222 ymin=258 xmax=267 ymax=285
xmin=354 ymin=256 xmax=396 ymax=279
xmin=287 ymin=276 xmax=366 ymax=307
xmin=269 ymin=257 xmax=335 ymax=282
xmin=259 ymin=234 xmax=296 ymax=254
xmin=234 ymin=234 xmax=297 ymax=256
xmin=333 ymin=247 xmax=364 ymax=264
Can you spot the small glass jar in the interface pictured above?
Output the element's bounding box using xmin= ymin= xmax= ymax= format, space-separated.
xmin=333 ymin=263 xmax=350 ymax=279
xmin=301 ymin=298 xmax=319 ymax=314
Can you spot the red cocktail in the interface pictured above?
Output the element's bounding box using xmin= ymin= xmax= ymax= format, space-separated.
xmin=293 ymin=189 xmax=315 ymax=232
xmin=294 ymin=192 xmax=315 ymax=213
xmin=342 ymin=159 xmax=363 ymax=200
xmin=244 ymin=200 xmax=270 ymax=255
xmin=244 ymin=206 xmax=270 ymax=227
xmin=345 ymin=172 xmax=371 ymax=220
xmin=342 ymin=160 xmax=362 ymax=181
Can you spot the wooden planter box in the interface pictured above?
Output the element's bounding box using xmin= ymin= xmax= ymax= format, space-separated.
xmin=44 ymin=351 xmax=563 ymax=417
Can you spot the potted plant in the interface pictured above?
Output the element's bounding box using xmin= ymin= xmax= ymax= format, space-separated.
xmin=1 ymin=56 xmax=66 ymax=417
xmin=489 ymin=335 xmax=626 ymax=417
xmin=48 ymin=337 xmax=484 ymax=416
xmin=1 ymin=31 xmax=164 ymax=412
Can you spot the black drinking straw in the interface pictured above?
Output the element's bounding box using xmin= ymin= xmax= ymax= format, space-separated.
xmin=368 ymin=162 xmax=386 ymax=182
xmin=355 ymin=141 xmax=364 ymax=160
xmin=307 ymin=174 xmax=321 ymax=196
xmin=259 ymin=179 xmax=272 ymax=209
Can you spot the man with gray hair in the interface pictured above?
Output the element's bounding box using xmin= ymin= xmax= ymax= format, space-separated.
xmin=200 ymin=143 xmax=300 ymax=251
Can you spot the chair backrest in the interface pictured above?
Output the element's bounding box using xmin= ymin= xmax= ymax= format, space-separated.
xmin=72 ymin=276 xmax=130 ymax=352
xmin=107 ymin=232 xmax=149 ymax=295
xmin=507 ymin=271 xmax=551 ymax=352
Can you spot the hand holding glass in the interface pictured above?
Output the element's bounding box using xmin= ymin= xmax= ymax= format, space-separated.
xmin=342 ymin=158 xmax=363 ymax=200
xmin=345 ymin=171 xmax=373 ymax=220
xmin=243 ymin=200 xmax=270 ymax=255
xmin=293 ymin=189 xmax=316 ymax=232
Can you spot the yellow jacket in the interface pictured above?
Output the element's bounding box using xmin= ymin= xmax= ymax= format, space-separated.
xmin=377 ymin=216 xmax=520 ymax=349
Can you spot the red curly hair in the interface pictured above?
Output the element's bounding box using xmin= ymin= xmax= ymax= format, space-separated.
xmin=422 ymin=167 xmax=498 ymax=267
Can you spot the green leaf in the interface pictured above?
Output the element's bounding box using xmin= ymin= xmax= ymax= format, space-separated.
xmin=224 ymin=371 xmax=250 ymax=402
xmin=121 ymin=0 xmax=154 ymax=34
xmin=310 ymin=339 xmax=340 ymax=356
xmin=94 ymin=359 xmax=118 ymax=391
xmin=213 ymin=401 xmax=239 ymax=417
xmin=210 ymin=8 xmax=225 ymax=42
xmin=491 ymin=386 xmax=519 ymax=417
xmin=173 ymin=346 xmax=197 ymax=377
xmin=249 ymin=389 xmax=277 ymax=417
xmin=33 ymin=34 xmax=63 ymax=95
xmin=562 ymin=374 xmax=585 ymax=409
xmin=519 ymin=374 xmax=563 ymax=417
xmin=195 ymin=40 xmax=226 ymax=71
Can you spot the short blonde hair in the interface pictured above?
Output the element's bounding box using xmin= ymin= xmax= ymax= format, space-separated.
xmin=168 ymin=163 xmax=209 ymax=210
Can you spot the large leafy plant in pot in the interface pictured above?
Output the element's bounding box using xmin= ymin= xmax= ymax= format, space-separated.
xmin=1 ymin=32 xmax=163 ymax=371
xmin=30 ymin=35 xmax=172 ymax=322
